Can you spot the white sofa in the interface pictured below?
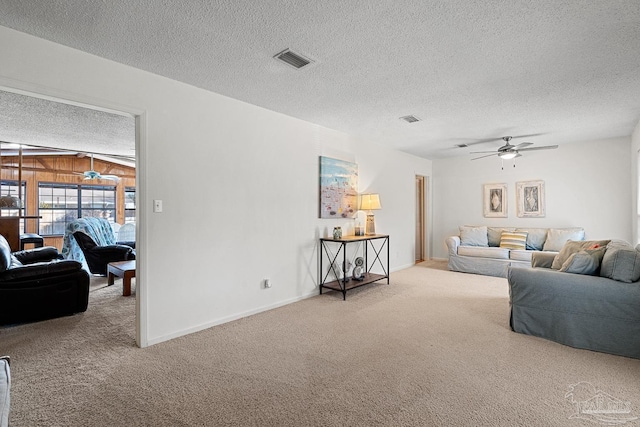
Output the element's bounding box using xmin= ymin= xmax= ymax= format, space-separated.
xmin=446 ymin=226 xmax=585 ymax=277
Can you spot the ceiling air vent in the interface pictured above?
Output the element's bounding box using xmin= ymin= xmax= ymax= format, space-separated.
xmin=400 ymin=115 xmax=421 ymax=123
xmin=274 ymin=49 xmax=313 ymax=69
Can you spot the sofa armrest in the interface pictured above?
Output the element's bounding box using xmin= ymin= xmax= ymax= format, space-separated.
xmin=531 ymin=252 xmax=556 ymax=268
xmin=88 ymin=245 xmax=134 ymax=258
xmin=445 ymin=236 xmax=460 ymax=257
xmin=0 ymin=260 xmax=83 ymax=282
xmin=116 ymin=241 xmax=135 ymax=249
xmin=13 ymin=247 xmax=61 ymax=265
xmin=0 ymin=355 xmax=9 ymax=427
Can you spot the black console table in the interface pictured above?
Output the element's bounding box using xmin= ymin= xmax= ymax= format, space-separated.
xmin=319 ymin=234 xmax=389 ymax=300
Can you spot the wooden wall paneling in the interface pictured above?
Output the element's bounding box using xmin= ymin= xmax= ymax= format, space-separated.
xmin=1 ymin=154 xmax=135 ymax=251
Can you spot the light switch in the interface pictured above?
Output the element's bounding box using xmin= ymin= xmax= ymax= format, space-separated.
xmin=153 ymin=199 xmax=163 ymax=213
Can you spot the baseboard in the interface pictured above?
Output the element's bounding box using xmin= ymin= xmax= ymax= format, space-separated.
xmin=147 ymin=262 xmax=433 ymax=346
xmin=392 ymin=262 xmax=416 ymax=272
xmin=146 ymin=290 xmax=319 ymax=346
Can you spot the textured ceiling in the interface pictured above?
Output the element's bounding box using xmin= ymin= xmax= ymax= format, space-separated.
xmin=0 ymin=0 xmax=639 ymax=159
xmin=0 ymin=91 xmax=135 ymax=159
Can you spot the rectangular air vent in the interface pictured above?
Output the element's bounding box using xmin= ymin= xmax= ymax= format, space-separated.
xmin=274 ymin=49 xmax=313 ymax=69
xmin=400 ymin=115 xmax=421 ymax=123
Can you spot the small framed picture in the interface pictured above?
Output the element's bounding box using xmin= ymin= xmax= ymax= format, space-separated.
xmin=483 ymin=183 xmax=507 ymax=218
xmin=516 ymin=180 xmax=545 ymax=217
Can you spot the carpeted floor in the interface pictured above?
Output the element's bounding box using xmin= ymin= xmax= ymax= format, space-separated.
xmin=2 ymin=262 xmax=639 ymax=426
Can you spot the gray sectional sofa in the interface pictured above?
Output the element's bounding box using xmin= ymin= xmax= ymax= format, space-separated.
xmin=0 ymin=356 xmax=8 ymax=427
xmin=446 ymin=226 xmax=585 ymax=277
xmin=508 ymin=241 xmax=640 ymax=359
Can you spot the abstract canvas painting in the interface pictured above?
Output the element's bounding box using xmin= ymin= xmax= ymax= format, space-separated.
xmin=319 ymin=156 xmax=358 ymax=218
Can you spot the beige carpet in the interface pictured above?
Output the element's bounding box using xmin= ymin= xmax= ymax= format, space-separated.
xmin=2 ymin=262 xmax=639 ymax=426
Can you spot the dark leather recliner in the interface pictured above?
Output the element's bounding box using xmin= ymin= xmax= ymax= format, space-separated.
xmin=72 ymin=231 xmax=135 ymax=276
xmin=0 ymin=235 xmax=90 ymax=325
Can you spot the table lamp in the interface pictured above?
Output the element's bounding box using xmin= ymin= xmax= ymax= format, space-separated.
xmin=360 ymin=193 xmax=381 ymax=235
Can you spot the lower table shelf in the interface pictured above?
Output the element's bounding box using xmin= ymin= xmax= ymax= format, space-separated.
xmin=320 ymin=273 xmax=387 ymax=293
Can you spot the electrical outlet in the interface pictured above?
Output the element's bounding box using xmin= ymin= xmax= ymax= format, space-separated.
xmin=153 ymin=199 xmax=163 ymax=213
xmin=264 ymin=279 xmax=272 ymax=289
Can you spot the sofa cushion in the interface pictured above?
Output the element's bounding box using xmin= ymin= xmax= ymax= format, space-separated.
xmin=551 ymin=239 xmax=611 ymax=270
xmin=542 ymin=228 xmax=585 ymax=251
xmin=499 ymin=231 xmax=528 ymax=250
xmin=459 ymin=226 xmax=488 ymax=247
xmin=458 ymin=246 xmax=509 ymax=260
xmin=488 ymin=227 xmax=515 ymax=247
xmin=559 ymin=248 xmax=606 ymax=275
xmin=516 ymin=228 xmax=547 ymax=251
xmin=510 ymin=250 xmax=533 ymax=262
xmin=600 ymin=246 xmax=640 ymax=283
xmin=531 ymin=251 xmax=558 ymax=268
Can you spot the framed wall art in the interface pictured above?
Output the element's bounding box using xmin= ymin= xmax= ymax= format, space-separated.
xmin=319 ymin=156 xmax=358 ymax=218
xmin=483 ymin=183 xmax=507 ymax=218
xmin=516 ymin=180 xmax=545 ymax=217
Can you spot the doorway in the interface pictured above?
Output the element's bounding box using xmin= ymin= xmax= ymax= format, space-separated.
xmin=415 ymin=175 xmax=427 ymax=263
xmin=0 ymin=87 xmax=140 ymax=344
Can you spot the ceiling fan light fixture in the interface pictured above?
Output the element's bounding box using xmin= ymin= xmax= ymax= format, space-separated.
xmin=499 ymin=151 xmax=518 ymax=160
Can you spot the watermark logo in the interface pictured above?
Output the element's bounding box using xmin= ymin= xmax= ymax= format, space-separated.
xmin=566 ymin=382 xmax=638 ymax=425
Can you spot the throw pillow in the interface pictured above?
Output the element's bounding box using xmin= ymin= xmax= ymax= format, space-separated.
xmin=551 ymin=239 xmax=611 ymax=270
xmin=516 ymin=228 xmax=547 ymax=251
xmin=600 ymin=246 xmax=640 ymax=283
xmin=499 ymin=231 xmax=528 ymax=250
xmin=459 ymin=226 xmax=488 ymax=247
xmin=559 ymin=248 xmax=606 ymax=275
xmin=488 ymin=227 xmax=514 ymax=247
xmin=542 ymin=228 xmax=585 ymax=252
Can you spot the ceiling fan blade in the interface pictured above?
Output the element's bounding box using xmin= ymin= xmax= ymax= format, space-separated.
xmin=471 ymin=153 xmax=499 ymax=160
xmin=513 ymin=142 xmax=533 ymax=149
xmin=506 ymin=133 xmax=546 ymax=140
xmin=469 ymin=150 xmax=499 ymax=154
xmin=101 ymin=175 xmax=120 ymax=182
xmin=0 ymin=141 xmax=136 ymax=162
xmin=454 ymin=137 xmax=502 ymax=148
xmin=517 ymin=145 xmax=559 ymax=152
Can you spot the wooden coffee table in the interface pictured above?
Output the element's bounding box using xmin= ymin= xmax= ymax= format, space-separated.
xmin=107 ymin=260 xmax=136 ymax=296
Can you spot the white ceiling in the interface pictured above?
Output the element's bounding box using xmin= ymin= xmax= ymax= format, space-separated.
xmin=0 ymin=0 xmax=639 ymax=159
xmin=0 ymin=90 xmax=135 ymax=160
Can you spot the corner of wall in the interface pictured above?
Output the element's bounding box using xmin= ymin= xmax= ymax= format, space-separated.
xmin=631 ymin=120 xmax=640 ymax=245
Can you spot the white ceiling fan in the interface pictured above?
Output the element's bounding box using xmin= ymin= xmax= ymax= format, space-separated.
xmin=79 ymin=153 xmax=120 ymax=182
xmin=470 ymin=136 xmax=558 ymax=162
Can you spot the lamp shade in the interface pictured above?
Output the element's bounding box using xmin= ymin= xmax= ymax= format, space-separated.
xmin=360 ymin=194 xmax=381 ymax=211
xmin=0 ymin=196 xmax=21 ymax=208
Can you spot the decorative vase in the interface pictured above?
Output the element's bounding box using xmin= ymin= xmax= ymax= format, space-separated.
xmin=333 ymin=227 xmax=342 ymax=239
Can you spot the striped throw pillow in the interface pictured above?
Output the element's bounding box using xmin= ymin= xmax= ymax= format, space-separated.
xmin=500 ymin=231 xmax=528 ymax=250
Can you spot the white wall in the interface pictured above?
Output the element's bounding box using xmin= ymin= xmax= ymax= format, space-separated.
xmin=632 ymin=120 xmax=640 ymax=245
xmin=0 ymin=26 xmax=432 ymax=346
xmin=432 ymin=137 xmax=632 ymax=259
